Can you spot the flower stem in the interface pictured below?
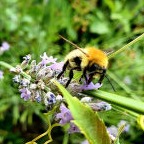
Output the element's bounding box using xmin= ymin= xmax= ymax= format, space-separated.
xmin=0 ymin=61 xmax=31 ymax=80
xmin=0 ymin=61 xmax=14 ymax=69
xmin=108 ymin=32 xmax=144 ymax=59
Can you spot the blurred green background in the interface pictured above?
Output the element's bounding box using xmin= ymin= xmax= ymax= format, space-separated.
xmin=0 ymin=0 xmax=144 ymax=143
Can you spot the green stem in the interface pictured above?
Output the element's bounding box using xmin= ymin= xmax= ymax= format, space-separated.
xmin=0 ymin=61 xmax=31 ymax=80
xmin=63 ymin=132 xmax=69 ymax=144
xmin=0 ymin=61 xmax=14 ymax=69
xmin=83 ymin=90 xmax=144 ymax=115
xmin=108 ymin=32 xmax=144 ymax=59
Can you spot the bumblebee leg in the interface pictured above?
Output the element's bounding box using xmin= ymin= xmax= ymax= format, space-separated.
xmin=87 ymin=74 xmax=94 ymax=85
xmin=81 ymin=67 xmax=88 ymax=84
xmin=57 ymin=61 xmax=69 ymax=79
xmin=79 ymin=75 xmax=83 ymax=82
xmin=65 ymin=67 xmax=78 ymax=87
xmin=65 ymin=69 xmax=74 ymax=87
xmin=98 ymin=69 xmax=106 ymax=84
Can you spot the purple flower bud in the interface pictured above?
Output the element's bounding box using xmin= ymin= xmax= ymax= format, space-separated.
xmin=56 ymin=94 xmax=63 ymax=102
xmin=44 ymin=69 xmax=54 ymax=79
xmin=68 ymin=122 xmax=80 ymax=133
xmin=81 ymin=82 xmax=102 ymax=91
xmin=12 ymin=75 xmax=21 ymax=83
xmin=58 ymin=77 xmax=69 ymax=85
xmin=30 ymin=60 xmax=39 ymax=74
xmin=30 ymin=83 xmax=37 ymax=89
xmin=21 ymin=54 xmax=31 ymax=68
xmin=56 ymin=104 xmax=73 ymax=125
xmin=40 ymin=52 xmax=57 ymax=66
xmin=88 ymin=102 xmax=112 ymax=111
xmin=20 ymin=78 xmax=30 ymax=87
xmin=0 ymin=70 xmax=4 ymax=79
xmin=19 ymin=88 xmax=31 ymax=101
xmin=44 ymin=92 xmax=56 ymax=106
xmin=37 ymin=67 xmax=52 ymax=80
xmin=37 ymin=79 xmax=45 ymax=90
xmin=10 ymin=65 xmax=22 ymax=74
xmin=80 ymin=97 xmax=92 ymax=103
xmin=23 ymin=54 xmax=31 ymax=62
xmin=35 ymin=91 xmax=41 ymax=103
xmin=1 ymin=42 xmax=10 ymax=51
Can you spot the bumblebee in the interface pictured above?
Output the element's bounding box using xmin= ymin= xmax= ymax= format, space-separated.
xmin=57 ymin=36 xmax=109 ymax=88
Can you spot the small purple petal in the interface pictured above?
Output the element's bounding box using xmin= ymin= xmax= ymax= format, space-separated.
xmin=107 ymin=125 xmax=118 ymax=138
xmin=81 ymin=82 xmax=102 ymax=91
xmin=0 ymin=70 xmax=4 ymax=79
xmin=19 ymin=88 xmax=31 ymax=101
xmin=117 ymin=120 xmax=130 ymax=132
xmin=49 ymin=62 xmax=64 ymax=71
xmin=1 ymin=42 xmax=10 ymax=51
xmin=55 ymin=104 xmax=73 ymax=125
xmin=40 ymin=52 xmax=57 ymax=66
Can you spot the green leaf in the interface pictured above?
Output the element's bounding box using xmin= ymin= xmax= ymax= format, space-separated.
xmin=54 ymin=80 xmax=111 ymax=144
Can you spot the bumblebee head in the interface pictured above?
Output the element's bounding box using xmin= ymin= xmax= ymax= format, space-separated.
xmin=84 ymin=47 xmax=108 ymax=69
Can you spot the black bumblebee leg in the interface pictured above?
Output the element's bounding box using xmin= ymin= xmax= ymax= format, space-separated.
xmin=98 ymin=69 xmax=106 ymax=84
xmin=65 ymin=68 xmax=74 ymax=87
xmin=57 ymin=61 xmax=69 ymax=79
xmin=65 ymin=67 xmax=78 ymax=87
xmin=82 ymin=67 xmax=88 ymax=83
xmin=79 ymin=75 xmax=83 ymax=82
xmin=87 ymin=73 xmax=94 ymax=85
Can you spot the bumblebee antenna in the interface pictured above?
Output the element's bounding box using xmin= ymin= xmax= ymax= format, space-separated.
xmin=104 ymin=50 xmax=114 ymax=55
xmin=59 ymin=35 xmax=89 ymax=57
xmin=105 ymin=75 xmax=116 ymax=91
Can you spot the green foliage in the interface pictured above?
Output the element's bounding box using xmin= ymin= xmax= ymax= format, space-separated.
xmin=0 ymin=0 xmax=144 ymax=143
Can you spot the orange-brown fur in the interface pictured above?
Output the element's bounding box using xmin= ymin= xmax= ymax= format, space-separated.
xmin=84 ymin=47 xmax=108 ymax=68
